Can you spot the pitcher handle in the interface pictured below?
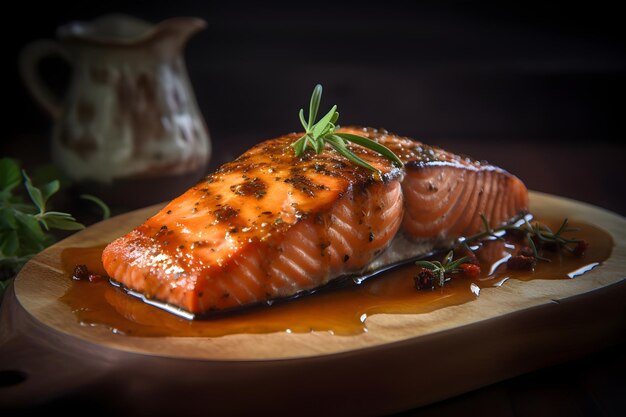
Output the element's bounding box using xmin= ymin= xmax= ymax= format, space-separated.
xmin=19 ymin=40 xmax=71 ymax=120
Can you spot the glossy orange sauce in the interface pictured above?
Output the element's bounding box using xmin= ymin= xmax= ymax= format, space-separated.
xmin=59 ymin=218 xmax=613 ymax=337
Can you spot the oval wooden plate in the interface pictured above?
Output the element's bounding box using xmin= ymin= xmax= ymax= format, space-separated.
xmin=1 ymin=191 xmax=625 ymax=415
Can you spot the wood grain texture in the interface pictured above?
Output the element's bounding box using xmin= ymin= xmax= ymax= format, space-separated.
xmin=1 ymin=191 xmax=624 ymax=415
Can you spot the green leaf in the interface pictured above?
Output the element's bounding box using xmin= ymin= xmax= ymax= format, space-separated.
xmin=299 ymin=109 xmax=307 ymax=130
xmin=81 ymin=194 xmax=111 ymax=220
xmin=327 ymin=135 xmax=380 ymax=173
xmin=527 ymin=236 xmax=541 ymax=259
xmin=308 ymin=84 xmax=323 ymax=129
xmin=40 ymin=212 xmax=85 ymax=231
xmin=480 ymin=213 xmax=491 ymax=234
xmin=7 ymin=202 xmax=37 ymax=214
xmin=312 ymin=105 xmax=338 ymax=139
xmin=293 ymin=84 xmax=404 ymax=173
xmin=0 ymin=158 xmax=21 ymax=194
xmin=334 ymin=133 xmax=404 ymax=168
xmin=0 ymin=229 xmax=19 ymax=257
xmin=0 ymin=207 xmax=17 ymax=229
xmin=15 ymin=211 xmax=46 ymax=250
xmin=554 ymin=218 xmax=568 ymax=237
xmin=415 ymin=260 xmax=438 ymax=270
xmin=39 ymin=180 xmax=60 ymax=207
xmin=22 ymin=171 xmax=45 ymax=213
xmin=291 ymin=135 xmax=308 ymax=156
xmin=447 ymin=256 xmax=471 ymax=271
xmin=313 ymin=137 xmax=325 ymax=154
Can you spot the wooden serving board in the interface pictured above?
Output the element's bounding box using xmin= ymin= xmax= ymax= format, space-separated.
xmin=1 ymin=191 xmax=625 ymax=416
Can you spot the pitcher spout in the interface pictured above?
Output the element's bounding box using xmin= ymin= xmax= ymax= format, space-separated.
xmin=150 ymin=17 xmax=207 ymax=50
xmin=56 ymin=14 xmax=206 ymax=49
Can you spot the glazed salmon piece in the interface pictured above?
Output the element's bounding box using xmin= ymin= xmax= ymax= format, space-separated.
xmin=102 ymin=127 xmax=528 ymax=315
xmin=103 ymin=131 xmax=405 ymax=313
xmin=341 ymin=127 xmax=528 ymax=245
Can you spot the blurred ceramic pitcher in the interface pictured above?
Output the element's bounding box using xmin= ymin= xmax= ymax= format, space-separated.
xmin=20 ymin=14 xmax=211 ymax=208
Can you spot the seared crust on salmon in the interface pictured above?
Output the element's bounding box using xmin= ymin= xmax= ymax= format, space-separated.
xmin=102 ymin=127 xmax=528 ymax=314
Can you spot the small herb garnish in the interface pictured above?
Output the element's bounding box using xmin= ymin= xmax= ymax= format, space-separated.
xmin=291 ymin=84 xmax=403 ymax=173
xmin=416 ymin=250 xmax=470 ymax=289
xmin=462 ymin=214 xmax=584 ymax=262
xmin=515 ymin=217 xmax=582 ymax=262
xmin=0 ymin=158 xmax=109 ymax=297
xmin=415 ymin=213 xmax=587 ymax=291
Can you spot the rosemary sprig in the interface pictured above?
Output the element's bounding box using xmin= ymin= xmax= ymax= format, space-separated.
xmin=517 ymin=217 xmax=581 ymax=261
xmin=416 ymin=250 xmax=471 ymax=288
xmin=414 ymin=213 xmax=585 ymax=291
xmin=291 ymin=84 xmax=403 ymax=173
xmin=458 ymin=213 xmax=582 ymax=262
xmin=457 ymin=213 xmax=509 ymax=247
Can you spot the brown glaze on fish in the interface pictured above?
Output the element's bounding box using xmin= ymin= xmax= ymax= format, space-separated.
xmin=102 ymin=127 xmax=528 ymax=314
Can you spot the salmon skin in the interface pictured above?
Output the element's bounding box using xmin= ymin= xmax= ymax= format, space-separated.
xmin=102 ymin=127 xmax=528 ymax=316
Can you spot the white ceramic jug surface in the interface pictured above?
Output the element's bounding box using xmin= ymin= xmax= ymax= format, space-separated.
xmin=20 ymin=14 xmax=211 ymax=207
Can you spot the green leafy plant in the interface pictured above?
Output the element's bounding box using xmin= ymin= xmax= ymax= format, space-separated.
xmin=0 ymin=158 xmax=109 ymax=297
xmin=291 ymin=84 xmax=403 ymax=173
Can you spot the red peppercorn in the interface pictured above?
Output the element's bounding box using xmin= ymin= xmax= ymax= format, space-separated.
xmin=507 ymin=255 xmax=537 ymax=270
xmin=414 ymin=268 xmax=435 ymax=291
xmin=72 ymin=264 xmax=89 ymax=281
xmin=459 ymin=263 xmax=481 ymax=278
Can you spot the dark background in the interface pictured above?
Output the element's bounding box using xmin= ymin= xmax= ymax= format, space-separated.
xmin=4 ymin=1 xmax=626 ymax=214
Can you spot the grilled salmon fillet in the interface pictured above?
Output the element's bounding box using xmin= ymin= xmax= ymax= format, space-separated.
xmin=102 ymin=127 xmax=528 ymax=314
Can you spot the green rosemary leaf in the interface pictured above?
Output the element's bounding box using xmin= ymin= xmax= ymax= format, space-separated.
xmin=312 ymin=105 xmax=338 ymax=139
xmin=334 ymin=133 xmax=404 ymax=168
xmin=299 ymin=109 xmax=307 ymax=130
xmin=308 ymin=84 xmax=323 ymax=129
xmin=313 ymin=136 xmax=325 ymax=154
xmin=527 ymin=235 xmax=550 ymax=262
xmin=293 ymin=85 xmax=403 ymax=173
xmin=292 ymin=135 xmax=307 ymax=156
xmin=327 ymin=135 xmax=379 ymax=172
xmin=415 ymin=260 xmax=438 ymax=270
xmin=480 ymin=213 xmax=491 ymax=234
xmin=446 ymin=256 xmax=471 ymax=271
